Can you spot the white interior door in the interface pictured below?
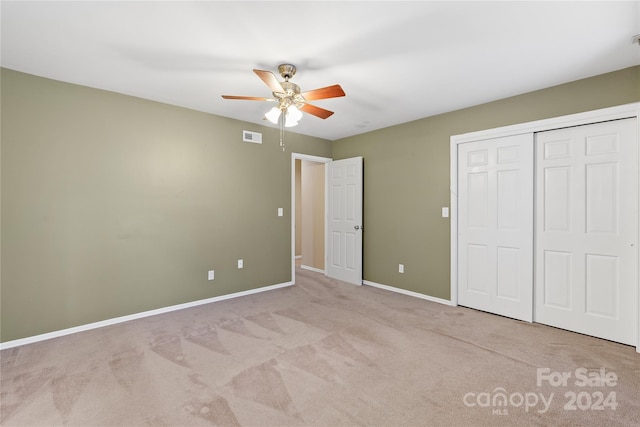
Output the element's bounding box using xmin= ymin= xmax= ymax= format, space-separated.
xmin=326 ymin=157 xmax=363 ymax=285
xmin=458 ymin=134 xmax=534 ymax=321
xmin=535 ymin=118 xmax=638 ymax=345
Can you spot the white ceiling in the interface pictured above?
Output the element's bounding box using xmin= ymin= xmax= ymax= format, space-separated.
xmin=2 ymin=1 xmax=639 ymax=141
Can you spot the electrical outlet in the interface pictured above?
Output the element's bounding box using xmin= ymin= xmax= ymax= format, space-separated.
xmin=399 ymin=264 xmax=404 ymax=273
xmin=237 ymin=259 xmax=243 ymax=269
xmin=208 ymin=270 xmax=215 ymax=281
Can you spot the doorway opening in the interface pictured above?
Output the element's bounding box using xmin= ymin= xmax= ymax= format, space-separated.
xmin=291 ymin=153 xmax=332 ymax=284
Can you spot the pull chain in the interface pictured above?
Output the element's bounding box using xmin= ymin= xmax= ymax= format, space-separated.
xmin=279 ymin=108 xmax=286 ymax=151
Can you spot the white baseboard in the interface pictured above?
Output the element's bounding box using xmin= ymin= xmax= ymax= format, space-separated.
xmin=363 ymin=280 xmax=454 ymax=306
xmin=0 ymin=280 xmax=293 ymax=350
xmin=300 ymin=265 xmax=325 ymax=274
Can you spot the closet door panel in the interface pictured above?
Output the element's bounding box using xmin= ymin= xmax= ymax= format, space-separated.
xmin=535 ymin=118 xmax=638 ymax=345
xmin=458 ymin=134 xmax=534 ymax=322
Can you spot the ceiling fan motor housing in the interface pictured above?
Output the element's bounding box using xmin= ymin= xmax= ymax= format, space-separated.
xmin=275 ymin=81 xmax=305 ymax=108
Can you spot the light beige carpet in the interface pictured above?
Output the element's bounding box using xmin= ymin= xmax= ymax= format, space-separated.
xmin=1 ymin=268 xmax=639 ymax=426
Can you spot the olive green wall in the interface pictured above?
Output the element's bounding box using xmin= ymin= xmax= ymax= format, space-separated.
xmin=1 ymin=68 xmax=331 ymax=342
xmin=332 ymin=66 xmax=640 ymax=300
xmin=3 ymin=66 xmax=639 ymax=343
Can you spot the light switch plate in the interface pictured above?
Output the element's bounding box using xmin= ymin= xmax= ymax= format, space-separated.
xmin=208 ymin=270 xmax=214 ymax=281
xmin=237 ymin=259 xmax=243 ymax=269
xmin=442 ymin=207 xmax=449 ymax=218
xmin=278 ymin=208 xmax=283 ymax=217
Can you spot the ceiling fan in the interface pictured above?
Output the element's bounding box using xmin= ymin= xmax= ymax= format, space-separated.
xmin=221 ymin=64 xmax=345 ymax=127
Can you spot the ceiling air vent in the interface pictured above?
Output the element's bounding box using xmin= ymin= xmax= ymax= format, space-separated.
xmin=243 ymin=130 xmax=262 ymax=144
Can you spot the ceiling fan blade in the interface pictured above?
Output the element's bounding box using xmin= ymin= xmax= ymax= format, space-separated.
xmin=221 ymin=95 xmax=274 ymax=101
xmin=253 ymin=69 xmax=284 ymax=93
xmin=300 ymin=103 xmax=335 ymax=119
xmin=301 ymin=84 xmax=345 ymax=101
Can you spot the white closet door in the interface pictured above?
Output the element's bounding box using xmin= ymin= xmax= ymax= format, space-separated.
xmin=535 ymin=118 xmax=638 ymax=345
xmin=458 ymin=134 xmax=534 ymax=321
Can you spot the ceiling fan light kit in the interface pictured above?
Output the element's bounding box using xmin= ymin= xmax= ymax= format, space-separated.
xmin=222 ymin=64 xmax=345 ymax=150
xmin=285 ymin=105 xmax=303 ymax=127
xmin=265 ymin=104 xmax=302 ymax=127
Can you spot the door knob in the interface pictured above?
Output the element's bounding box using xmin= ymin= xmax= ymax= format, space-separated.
xmin=354 ymin=225 xmax=360 ymax=230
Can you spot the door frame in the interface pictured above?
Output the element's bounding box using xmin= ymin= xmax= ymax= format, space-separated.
xmin=450 ymin=102 xmax=640 ymax=352
xmin=291 ymin=153 xmax=332 ymax=285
